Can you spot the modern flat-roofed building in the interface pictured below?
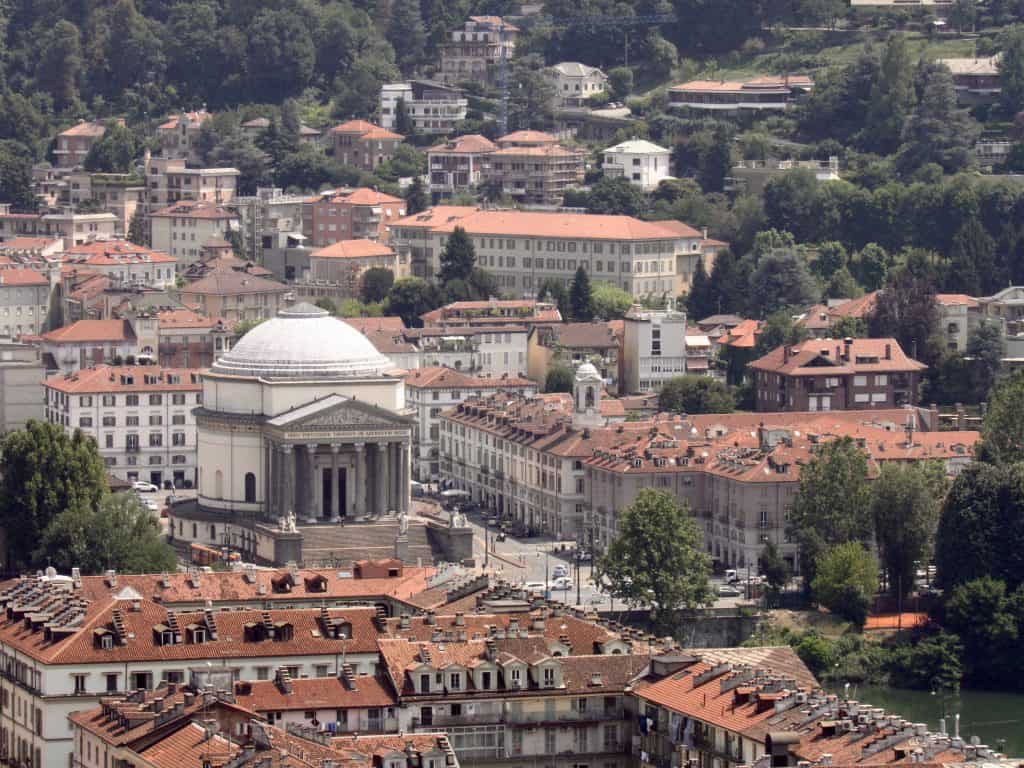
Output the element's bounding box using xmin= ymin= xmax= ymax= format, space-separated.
xmin=381 ymin=81 xmax=468 ymax=135
xmin=602 ymin=138 xmax=672 ymax=191
xmin=0 ymin=339 xmax=46 ymax=431
xmin=669 ymin=75 xmax=813 ymax=113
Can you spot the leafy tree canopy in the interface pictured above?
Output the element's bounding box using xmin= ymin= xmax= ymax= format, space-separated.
xmin=812 ymin=542 xmax=878 ymax=627
xmin=658 ymin=375 xmax=735 ymax=414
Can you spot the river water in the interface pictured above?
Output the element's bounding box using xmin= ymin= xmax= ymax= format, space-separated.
xmin=826 ymin=684 xmax=1024 ymax=756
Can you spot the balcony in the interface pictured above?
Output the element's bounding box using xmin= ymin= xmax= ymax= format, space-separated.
xmin=507 ymin=706 xmax=625 ymax=725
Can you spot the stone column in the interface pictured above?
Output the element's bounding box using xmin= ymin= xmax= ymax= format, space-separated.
xmin=305 ymin=443 xmax=318 ymax=523
xmin=330 ymin=444 xmax=341 ymax=521
xmin=281 ymin=444 xmax=294 ymax=517
xmin=353 ymin=443 xmax=365 ymax=518
xmin=377 ymin=441 xmax=390 ymax=515
xmin=399 ymin=442 xmax=410 ymax=513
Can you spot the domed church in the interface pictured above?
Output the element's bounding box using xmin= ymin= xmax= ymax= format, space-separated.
xmin=169 ymin=303 xmax=416 ymax=565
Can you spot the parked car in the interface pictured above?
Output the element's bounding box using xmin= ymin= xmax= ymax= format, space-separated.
xmin=132 ymin=481 xmax=159 ymax=493
xmin=552 ymin=576 xmax=573 ymax=590
xmin=717 ymin=584 xmax=743 ymax=597
xmin=524 ymin=581 xmax=547 ymax=595
xmin=141 ymin=499 xmax=160 ymax=513
xmin=551 ymin=564 xmax=569 ymax=579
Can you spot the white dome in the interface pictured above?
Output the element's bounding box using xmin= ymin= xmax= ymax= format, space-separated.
xmin=575 ymin=361 xmax=601 ymax=381
xmin=211 ymin=303 xmax=393 ymax=379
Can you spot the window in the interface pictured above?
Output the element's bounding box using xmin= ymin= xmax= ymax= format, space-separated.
xmin=105 ymin=673 xmax=118 ymax=693
xmin=510 ymin=667 xmax=522 ymax=687
xmin=149 ymin=414 xmax=162 ymax=426
xmin=149 ymin=394 xmax=162 ymax=405
xmin=172 ymin=393 xmax=186 ymax=405
xmin=449 ymin=672 xmax=461 ymax=690
xmin=256 ymin=667 xmax=270 ymax=680
xmin=79 ymin=417 xmax=93 ymax=428
xmin=72 ymin=674 xmax=87 ymax=694
xmin=875 ymin=374 xmax=888 ymax=386
xmin=172 ymin=432 xmax=186 ymax=446
xmin=102 ymin=416 xmax=116 ymax=427
xmin=79 ymin=396 xmax=93 ymax=407
xmin=102 ymin=395 xmax=116 ymax=407
xmin=149 ymin=433 xmax=163 ymax=447
xmin=126 ymin=394 xmax=139 ymax=406
xmin=853 ymin=375 xmax=867 ymax=387
xmin=542 ymin=667 xmax=555 ymax=687
xmin=172 ymin=414 xmax=186 ymax=425
xmin=545 ymin=729 xmax=557 ymax=753
xmin=314 ymin=665 xmax=329 ymax=678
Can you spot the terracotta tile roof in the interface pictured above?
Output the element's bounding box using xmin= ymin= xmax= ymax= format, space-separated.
xmin=138 ymin=721 xmax=238 ymax=768
xmin=418 ymin=209 xmax=702 ymax=242
xmin=44 ymin=366 xmax=201 ymax=394
xmin=59 ymin=121 xmax=106 ymax=138
xmin=341 ymin=316 xmax=407 ymax=333
xmin=42 ymin=319 xmax=134 ymax=344
xmin=533 ymin=321 xmax=622 ymax=349
xmin=58 ymin=565 xmax=434 ymax=607
xmin=429 ymin=134 xmax=498 ymax=154
xmin=158 ymin=309 xmax=230 ymax=330
xmin=671 ymin=75 xmax=813 ymax=93
xmin=233 ymin=674 xmax=396 ymax=712
xmin=497 ymin=130 xmax=558 ymax=146
xmin=490 ymin=144 xmax=584 ymax=158
xmin=404 ymin=366 xmax=537 ymax=390
xmin=0 ymin=236 xmax=62 ymax=251
xmin=719 ymin=318 xmax=761 ymax=348
xmin=337 ymin=187 xmax=405 ymax=206
xmin=830 ymin=291 xmax=879 ymax=319
xmin=420 ymin=299 xmax=561 ymax=325
xmin=179 ymin=270 xmax=288 ymax=295
xmin=391 ymin=206 xmax=481 ymax=230
xmin=65 ymin=240 xmax=176 ymax=265
xmin=0 ymin=267 xmax=48 ymax=286
xmin=330 ymin=119 xmax=403 ymax=141
xmin=149 ymin=200 xmax=238 ymax=220
xmin=749 ymin=337 xmax=926 ymax=375
xmin=158 ymin=111 xmax=211 ymax=130
xmin=330 ymin=733 xmax=451 ymax=761
xmin=935 ymin=293 xmax=979 ymax=308
xmin=312 ymin=239 xmax=395 ymax=260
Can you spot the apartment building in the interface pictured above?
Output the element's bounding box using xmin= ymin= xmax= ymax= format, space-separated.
xmin=145 ymin=155 xmax=240 ymax=208
xmin=44 ymin=364 xmax=201 ymax=486
xmin=156 ymin=110 xmax=212 ymax=164
xmin=308 ymin=239 xmax=404 ymax=296
xmin=63 ymin=241 xmax=177 ymax=289
xmin=0 ymin=577 xmax=387 ymax=768
xmin=602 ymin=139 xmax=672 ymax=191
xmin=39 ymin=319 xmax=143 ymax=374
xmin=527 ymin=321 xmax=623 ymax=394
xmin=0 ymin=339 xmax=46 ymax=431
xmin=798 ymin=292 xmax=878 ymax=339
xmin=381 ymin=81 xmax=469 ymax=135
xmin=426 ymin=134 xmax=498 ymax=201
xmin=405 ymin=367 xmax=537 ymax=482
xmin=149 ymin=200 xmax=239 ymax=266
xmin=549 ymin=62 xmax=608 ymax=107
xmin=935 ymin=293 xmax=980 ymax=352
xmin=329 ymin=120 xmax=404 ymax=171
xmin=65 ymin=172 xmax=146 ymax=234
xmin=308 ymin=187 xmax=406 ymax=248
xmin=749 ymin=337 xmax=926 ymax=412
xmin=231 ymin=186 xmax=308 ymax=263
xmin=669 ymin=75 xmax=814 ymax=113
xmin=175 ymin=268 xmax=290 ymax=323
xmin=389 ymin=207 xmax=705 ymax=298
xmin=53 ymin=121 xmax=106 ymax=168
xmin=0 ymin=268 xmax=54 ymax=337
xmin=409 ymin=326 xmax=531 ymax=378
xmin=0 ymin=206 xmax=119 ymax=248
xmin=439 ymin=16 xmax=518 ymax=85
xmin=483 ymin=131 xmax=586 ymax=205
xmin=0 ymin=236 xmax=64 ymax=263
xmin=622 ymin=305 xmax=688 ymax=394
xmin=156 ymin=308 xmax=233 ymax=368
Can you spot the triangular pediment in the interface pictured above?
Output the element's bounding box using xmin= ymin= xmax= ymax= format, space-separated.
xmin=267 ymin=394 xmax=412 ymax=432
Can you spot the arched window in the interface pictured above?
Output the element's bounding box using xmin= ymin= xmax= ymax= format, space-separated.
xmin=244 ymin=472 xmax=256 ymax=503
xmin=214 ymin=470 xmax=223 ymax=499
xmin=585 ymin=386 xmax=595 ymax=409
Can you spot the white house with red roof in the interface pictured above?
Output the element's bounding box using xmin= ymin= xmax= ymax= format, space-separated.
xmin=149 ymin=200 xmax=239 ymax=266
xmin=63 ymin=241 xmax=177 ymax=289
xmin=40 ymin=319 xmax=142 ymax=374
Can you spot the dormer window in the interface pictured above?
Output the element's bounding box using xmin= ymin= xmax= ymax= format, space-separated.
xmin=420 ymin=674 xmax=431 ymax=692
xmin=543 ymin=667 xmax=555 ymax=687
xmin=449 ymin=672 xmax=461 ymax=690
xmin=186 ymin=625 xmax=207 ymax=644
xmin=509 ymin=667 xmax=522 ymax=688
xmin=101 ymin=634 xmax=114 ymax=650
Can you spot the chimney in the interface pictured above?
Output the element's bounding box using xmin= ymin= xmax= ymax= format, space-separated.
xmin=426 ymin=610 xmax=436 ymax=625
xmin=455 ymin=612 xmax=465 ymax=626
xmin=885 ymin=343 xmax=891 ymax=360
xmin=844 ymin=337 xmax=853 ymax=361
xmin=783 ymin=345 xmax=790 ymax=363
xmin=399 ymin=614 xmax=411 ymax=630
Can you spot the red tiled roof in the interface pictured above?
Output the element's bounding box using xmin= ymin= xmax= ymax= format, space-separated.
xmin=404 ymin=366 xmax=536 ymax=390
xmin=59 ymin=121 xmax=106 ymax=138
xmin=749 ymin=337 xmax=926 ymax=376
xmin=341 ymin=316 xmax=407 ymax=333
xmin=0 ymin=237 xmax=62 ymax=251
xmin=42 ymin=319 xmax=134 ymax=344
xmin=179 ymin=270 xmax=288 ymax=295
xmin=330 ymin=119 xmax=403 ymax=141
xmin=338 ymin=187 xmax=405 ymax=206
xmin=935 ymin=293 xmax=979 ymax=308
xmin=429 ymin=134 xmax=498 ymax=154
xmin=44 ymin=366 xmax=201 ymax=394
xmin=65 ymin=241 xmax=176 ymax=265
xmin=312 ymin=239 xmax=395 ymax=260
xmin=157 ymin=309 xmax=230 ymax=330
xmin=497 ymin=130 xmax=558 ymax=145
xmin=233 ymin=674 xmax=396 ymax=712
xmin=149 ymin=200 xmax=237 ymax=220
xmin=0 ymin=268 xmax=48 ymax=286
xmin=138 ymin=721 xmax=238 ymax=768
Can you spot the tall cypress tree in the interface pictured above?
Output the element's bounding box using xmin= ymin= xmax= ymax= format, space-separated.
xmin=686 ymin=258 xmax=712 ymax=320
xmin=569 ymin=266 xmax=593 ymax=322
xmin=438 ymin=226 xmax=476 ymax=283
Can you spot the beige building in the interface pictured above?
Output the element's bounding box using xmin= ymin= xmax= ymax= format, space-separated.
xmin=0 ymin=339 xmax=46 ymax=432
xmin=329 ymin=120 xmax=404 ymax=172
xmin=307 ymin=239 xmax=405 ymax=297
xmin=149 ymin=200 xmax=239 ymax=266
xmin=145 ymin=156 xmax=239 ymax=209
xmin=389 ymin=207 xmax=705 ymax=299
xmin=483 ymin=131 xmax=586 ymax=205
xmin=0 ymin=206 xmax=118 ymax=248
xmin=175 ymin=268 xmax=291 ymax=323
xmin=439 ymin=15 xmax=518 ymax=85
xmin=53 ymin=121 xmax=106 ymax=168
xmin=427 ymin=134 xmax=498 ymax=201
xmin=527 ymin=321 xmax=623 ymax=394
xmin=156 ymin=110 xmax=212 ymax=165
xmin=549 ymin=62 xmax=608 ymax=107
xmin=66 ymin=172 xmax=146 ymax=234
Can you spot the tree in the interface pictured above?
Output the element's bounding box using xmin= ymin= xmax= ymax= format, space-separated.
xmin=832 ymin=315 xmax=867 ymax=339
xmin=569 ymin=266 xmax=594 ymax=322
xmin=977 ymin=370 xmax=1024 ymax=464
xmin=788 ymin=437 xmax=873 ymax=591
xmin=897 ymin=63 xmax=979 ymax=176
xmin=812 ymin=543 xmax=878 ymax=627
xmin=705 ymin=249 xmax=746 ymax=315
xmin=386 ymin=2 xmax=426 ymax=74
xmin=544 ymin=365 xmax=574 ymax=393
xmin=755 ymin=309 xmax=810 ymax=357
xmin=686 ymin=258 xmax=714 ymax=320
xmin=208 ymin=134 xmax=272 ymax=196
xmin=607 ymin=67 xmax=634 ymax=100
xmin=537 ymin=278 xmax=570 ymax=318
xmin=438 ymin=226 xmax=477 ymax=284
xmin=274 ymin=144 xmax=341 ymax=191
xmin=0 ymin=420 xmax=107 ymax=569
xmin=999 ymin=25 xmax=1024 ymax=118
xmin=127 ymin=209 xmax=149 ymax=246
xmin=763 ymin=170 xmax=821 ymax=243
xmin=595 ymin=488 xmax=712 ymax=629
xmin=314 ymin=297 xmax=338 ymax=315
xmin=948 ymin=0 xmax=977 ymax=32
xmin=748 ymin=250 xmax=819 ymax=317
xmin=871 ymin=462 xmax=946 ymax=598
xmin=83 ymin=123 xmax=139 ymax=173
xmin=0 ymin=142 xmax=37 ymax=212
xmin=36 ymin=20 xmax=82 ymax=112
xmin=583 ymin=176 xmax=648 ymax=216
xmin=361 ymin=267 xmax=395 ymax=304
xmin=948 ymin=219 xmax=995 ymax=297
xmin=869 ymin=265 xmax=941 ymax=367
xmin=507 ymin=54 xmax=556 ymax=131
xmin=760 ymin=542 xmax=792 ymax=595
xmin=35 ymin=493 xmax=177 ymax=574
xmin=966 ymin=318 xmax=1004 ymax=398
xmin=386 ymin=277 xmax=440 ymax=327
xmin=591 ymin=281 xmax=634 ymax=320
xmin=405 ymin=176 xmax=428 ymax=215
xmin=658 ymin=376 xmax=735 ymax=414
xmin=245 ymin=10 xmax=316 ymax=101
xmin=861 ymin=34 xmax=915 ymax=155
xmin=944 ymin=577 xmax=1024 ymax=688
xmin=935 ymin=462 xmax=1024 ymax=590
xmin=826 ymin=266 xmax=863 ymax=300
xmin=394 ymin=98 xmax=415 ymax=137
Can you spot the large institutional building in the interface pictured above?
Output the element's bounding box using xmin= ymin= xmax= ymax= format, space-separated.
xmin=169 ymin=302 xmax=416 ymax=564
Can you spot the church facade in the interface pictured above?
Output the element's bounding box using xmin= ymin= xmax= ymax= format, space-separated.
xmin=168 ymin=303 xmax=416 ymax=565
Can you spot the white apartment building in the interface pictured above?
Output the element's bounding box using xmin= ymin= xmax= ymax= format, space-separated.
xmin=381 ymin=81 xmax=469 ymax=136
xmin=404 ymin=367 xmax=537 ymax=482
xmin=144 ymin=155 xmax=240 ymax=209
xmin=149 ymin=200 xmax=239 ymax=266
xmin=44 ymin=365 xmax=202 ymax=487
xmin=0 ymin=577 xmax=385 ymax=768
xmin=63 ymin=241 xmax=177 ymax=289
xmin=602 ymin=139 xmax=672 ymax=192
xmin=389 ymin=207 xmax=705 ymax=299
xmin=0 ymin=268 xmax=54 ymax=337
xmin=549 ymin=62 xmax=609 ymax=107
xmin=622 ymin=305 xmax=688 ymax=393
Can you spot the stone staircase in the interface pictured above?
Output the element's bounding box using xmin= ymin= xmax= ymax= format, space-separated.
xmin=299 ymin=518 xmax=438 ymax=566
